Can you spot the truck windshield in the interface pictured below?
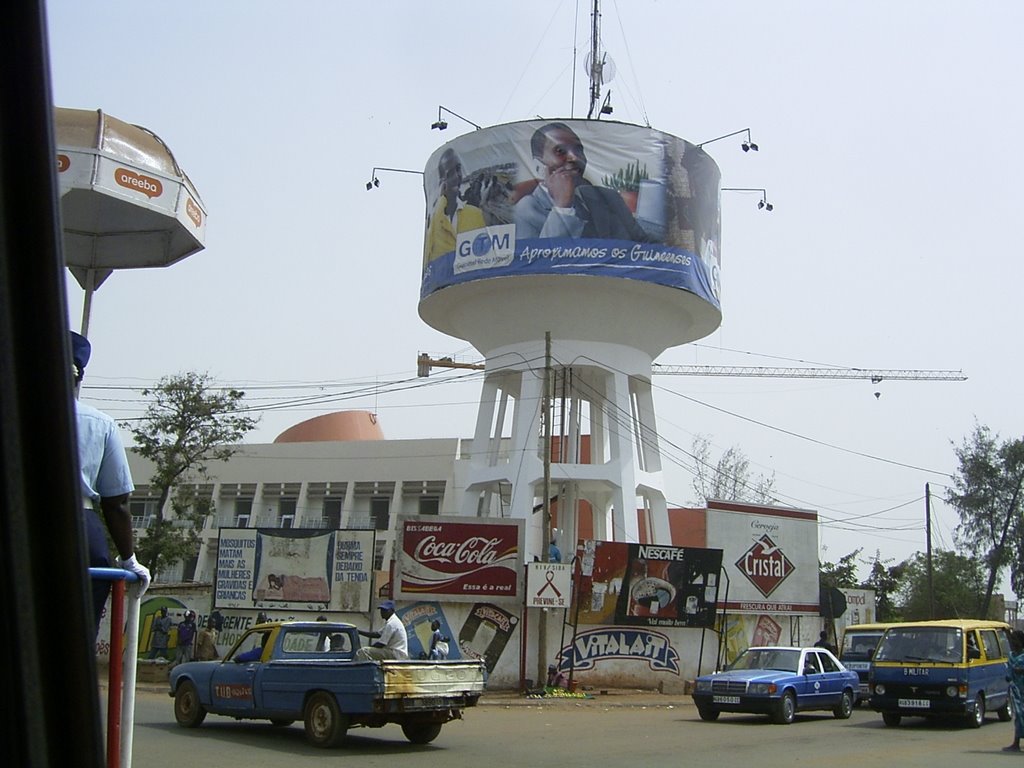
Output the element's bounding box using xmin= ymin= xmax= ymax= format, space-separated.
xmin=841 ymin=632 xmax=883 ymax=661
xmin=873 ymin=627 xmax=962 ymax=663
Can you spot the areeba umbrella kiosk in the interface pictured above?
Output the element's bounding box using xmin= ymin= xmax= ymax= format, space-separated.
xmin=55 ymin=107 xmax=208 ymax=335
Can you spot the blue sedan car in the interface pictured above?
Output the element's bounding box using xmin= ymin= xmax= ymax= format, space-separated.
xmin=691 ymin=646 xmax=859 ymax=724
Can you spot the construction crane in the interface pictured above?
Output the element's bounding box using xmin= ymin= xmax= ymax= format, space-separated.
xmin=416 ymin=353 xmax=967 ymax=382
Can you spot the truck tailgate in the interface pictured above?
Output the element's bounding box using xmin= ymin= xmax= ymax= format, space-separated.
xmin=379 ymin=660 xmax=486 ymax=699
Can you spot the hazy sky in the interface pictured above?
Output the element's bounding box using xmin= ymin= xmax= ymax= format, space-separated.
xmin=45 ymin=1 xmax=1024 ymax=586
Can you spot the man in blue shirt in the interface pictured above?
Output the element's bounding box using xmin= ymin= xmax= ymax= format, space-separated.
xmin=71 ymin=331 xmax=150 ymax=637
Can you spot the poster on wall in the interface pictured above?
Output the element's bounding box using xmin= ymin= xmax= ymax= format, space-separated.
xmin=574 ymin=540 xmax=722 ymax=628
xmin=394 ymin=515 xmax=525 ymax=604
xmin=457 ymin=602 xmax=519 ymax=674
xmin=214 ymin=528 xmax=375 ymax=612
xmin=705 ymin=500 xmax=820 ymax=614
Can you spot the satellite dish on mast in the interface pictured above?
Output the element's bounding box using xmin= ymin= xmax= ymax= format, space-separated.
xmin=583 ymin=51 xmax=616 ymax=84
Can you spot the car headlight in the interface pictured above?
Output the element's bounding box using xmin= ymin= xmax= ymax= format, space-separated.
xmin=946 ymin=685 xmax=959 ymax=698
xmin=696 ymin=680 xmax=712 ymax=692
xmin=874 ymin=684 xmax=885 ymax=695
xmin=748 ymin=683 xmax=777 ymax=695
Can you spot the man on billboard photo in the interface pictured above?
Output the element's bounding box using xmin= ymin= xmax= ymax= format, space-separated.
xmin=424 ymin=147 xmax=486 ymax=263
xmin=514 ymin=121 xmax=653 ymax=242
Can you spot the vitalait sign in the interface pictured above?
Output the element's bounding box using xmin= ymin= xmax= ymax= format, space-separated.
xmin=706 ymin=500 xmax=820 ymax=614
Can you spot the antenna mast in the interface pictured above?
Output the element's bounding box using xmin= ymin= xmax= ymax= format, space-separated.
xmin=587 ymin=0 xmax=603 ymax=118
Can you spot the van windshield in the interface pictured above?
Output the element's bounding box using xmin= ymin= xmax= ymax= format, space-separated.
xmin=873 ymin=627 xmax=963 ymax=663
xmin=841 ymin=632 xmax=883 ymax=661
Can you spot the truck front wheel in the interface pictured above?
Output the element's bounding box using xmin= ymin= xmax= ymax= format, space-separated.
xmin=402 ymin=721 xmax=443 ymax=744
xmin=174 ymin=680 xmax=207 ymax=728
xmin=304 ymin=692 xmax=348 ymax=748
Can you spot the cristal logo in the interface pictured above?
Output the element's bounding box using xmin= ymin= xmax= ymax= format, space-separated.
xmin=735 ymin=534 xmax=794 ymax=597
xmin=186 ymin=197 xmax=202 ymax=227
xmin=413 ymin=535 xmax=500 ymax=565
xmin=115 ymin=167 xmax=163 ymax=199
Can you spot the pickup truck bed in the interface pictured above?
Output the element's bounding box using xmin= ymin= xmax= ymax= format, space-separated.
xmin=169 ymin=620 xmax=486 ymax=747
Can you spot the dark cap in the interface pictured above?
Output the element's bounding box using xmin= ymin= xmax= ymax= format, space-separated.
xmin=70 ymin=331 xmax=91 ymax=381
xmin=378 ymin=600 xmax=395 ymax=612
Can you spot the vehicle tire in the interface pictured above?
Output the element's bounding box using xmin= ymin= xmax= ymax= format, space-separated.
xmin=833 ymin=690 xmax=854 ymax=720
xmin=773 ymin=691 xmax=796 ymax=724
xmin=304 ymin=692 xmax=348 ymax=748
xmin=401 ymin=721 xmax=443 ymax=744
xmin=998 ymin=695 xmax=1013 ymax=722
xmin=270 ymin=719 xmax=295 ymax=727
xmin=882 ymin=712 xmax=901 ymax=727
xmin=173 ymin=680 xmax=207 ymax=728
xmin=697 ymin=707 xmax=720 ymax=722
xmin=968 ymin=694 xmax=985 ymax=729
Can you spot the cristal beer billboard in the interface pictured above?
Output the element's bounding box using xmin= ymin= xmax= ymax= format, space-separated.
xmin=705 ymin=500 xmax=820 ymax=614
xmin=420 ymin=119 xmax=722 ymax=307
xmin=395 ymin=516 xmax=525 ymax=604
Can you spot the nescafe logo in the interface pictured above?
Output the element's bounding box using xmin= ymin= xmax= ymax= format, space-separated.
xmin=115 ymin=168 xmax=163 ymax=199
xmin=186 ymin=197 xmax=202 ymax=227
xmin=56 ymin=154 xmax=70 ymax=173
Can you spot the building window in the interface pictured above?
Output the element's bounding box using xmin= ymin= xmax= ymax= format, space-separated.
xmin=322 ymin=498 xmax=342 ymax=529
xmin=371 ymin=497 xmax=390 ymax=530
xmin=418 ymin=496 xmax=440 ymax=516
xmin=235 ymin=498 xmax=253 ymax=527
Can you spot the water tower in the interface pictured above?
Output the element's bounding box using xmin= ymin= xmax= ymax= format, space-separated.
xmin=418 ymin=118 xmax=722 ymax=561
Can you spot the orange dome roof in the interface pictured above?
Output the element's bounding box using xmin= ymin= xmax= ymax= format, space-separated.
xmin=273 ymin=411 xmax=384 ymax=443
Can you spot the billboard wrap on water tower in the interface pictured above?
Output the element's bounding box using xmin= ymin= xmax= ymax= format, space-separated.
xmin=421 ymin=119 xmax=722 ymax=308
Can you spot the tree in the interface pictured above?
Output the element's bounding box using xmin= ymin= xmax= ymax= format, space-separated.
xmin=126 ymin=372 xmax=259 ymax=579
xmin=896 ymin=549 xmax=989 ymax=620
xmin=863 ymin=550 xmax=906 ymax=622
xmin=820 ymin=549 xmax=863 ymax=589
xmin=945 ymin=422 xmax=1024 ymax=616
xmin=691 ymin=434 xmax=776 ymax=504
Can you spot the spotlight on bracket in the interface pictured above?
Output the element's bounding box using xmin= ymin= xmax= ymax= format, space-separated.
xmin=431 ymin=105 xmax=481 ymax=131
xmin=722 ymin=187 xmax=774 ymax=212
xmin=698 ymin=127 xmax=759 ymax=153
xmin=364 ymin=166 xmax=424 ymax=191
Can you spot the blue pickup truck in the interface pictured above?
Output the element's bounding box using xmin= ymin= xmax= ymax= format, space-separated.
xmin=169 ymin=620 xmax=487 ymax=747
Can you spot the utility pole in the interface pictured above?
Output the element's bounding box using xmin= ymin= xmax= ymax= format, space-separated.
xmin=537 ymin=332 xmax=553 ymax=688
xmin=925 ymin=482 xmax=934 ymax=619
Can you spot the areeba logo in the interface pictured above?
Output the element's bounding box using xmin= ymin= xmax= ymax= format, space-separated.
xmin=736 ymin=534 xmax=794 ymax=597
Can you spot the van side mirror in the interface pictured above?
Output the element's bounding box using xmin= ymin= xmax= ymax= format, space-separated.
xmin=968 ymin=646 xmax=981 ymax=660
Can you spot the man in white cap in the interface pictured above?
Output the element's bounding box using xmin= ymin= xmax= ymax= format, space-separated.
xmin=70 ymin=331 xmax=150 ymax=638
xmin=356 ymin=600 xmax=409 ymax=660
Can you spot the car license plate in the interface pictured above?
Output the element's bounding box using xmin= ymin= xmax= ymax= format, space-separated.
xmin=898 ymin=698 xmax=930 ymax=708
xmin=713 ymin=695 xmax=740 ymax=704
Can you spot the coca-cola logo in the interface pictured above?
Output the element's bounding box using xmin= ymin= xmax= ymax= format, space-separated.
xmin=413 ymin=535 xmax=499 ymax=566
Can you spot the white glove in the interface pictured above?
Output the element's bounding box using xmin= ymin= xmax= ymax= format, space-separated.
xmin=118 ymin=553 xmax=152 ymax=597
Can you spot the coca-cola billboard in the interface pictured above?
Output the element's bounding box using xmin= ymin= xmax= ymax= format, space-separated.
xmin=395 ymin=516 xmax=525 ymax=603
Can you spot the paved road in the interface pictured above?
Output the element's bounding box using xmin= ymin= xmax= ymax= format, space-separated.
xmin=123 ymin=689 xmax=1019 ymax=768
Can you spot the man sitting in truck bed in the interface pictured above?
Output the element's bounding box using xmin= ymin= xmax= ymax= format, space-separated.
xmin=356 ymin=600 xmax=409 ymax=660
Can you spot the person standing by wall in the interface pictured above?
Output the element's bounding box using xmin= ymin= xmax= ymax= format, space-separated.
xmin=149 ymin=606 xmax=172 ymax=660
xmin=173 ymin=610 xmax=197 ymax=667
xmin=356 ymin=600 xmax=409 ymax=660
xmin=195 ymin=618 xmax=219 ymax=661
xmin=70 ymin=331 xmax=151 ymax=638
